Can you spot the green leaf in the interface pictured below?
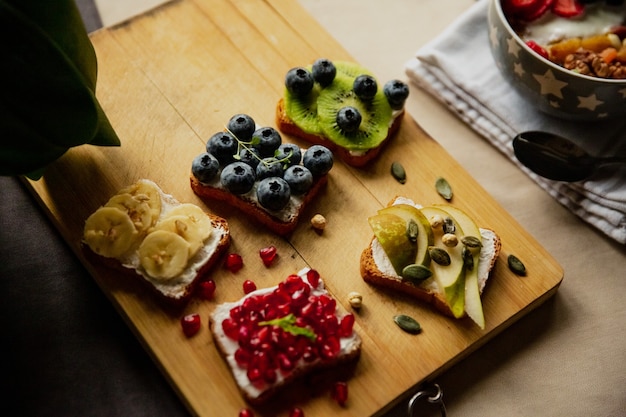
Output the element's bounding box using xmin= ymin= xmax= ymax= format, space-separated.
xmin=0 ymin=0 xmax=120 ymax=177
xmin=259 ymin=313 xmax=317 ymax=341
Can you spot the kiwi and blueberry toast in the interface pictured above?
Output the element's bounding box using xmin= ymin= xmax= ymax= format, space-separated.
xmin=276 ymin=58 xmax=409 ymax=167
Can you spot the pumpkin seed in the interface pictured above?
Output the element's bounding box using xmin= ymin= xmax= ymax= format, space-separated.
xmin=393 ymin=314 xmax=421 ymax=334
xmin=402 ymin=264 xmax=432 ymax=283
xmin=428 ymin=246 xmax=451 ymax=266
xmin=507 ymin=254 xmax=527 ymax=276
xmin=435 ymin=177 xmax=453 ymax=200
xmin=462 ymin=246 xmax=474 ymax=271
xmin=443 ymin=217 xmax=456 ymax=234
xmin=461 ymin=235 xmax=482 ymax=249
xmin=407 ymin=219 xmax=419 ymax=243
xmin=391 ymin=162 xmax=407 ymax=184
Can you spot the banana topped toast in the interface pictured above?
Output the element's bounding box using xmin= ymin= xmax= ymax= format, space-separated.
xmin=82 ymin=179 xmax=230 ymax=307
xmin=190 ymin=114 xmax=334 ymax=236
xmin=210 ymin=268 xmax=361 ymax=406
xmin=276 ymin=58 xmax=409 ymax=167
xmin=360 ymin=197 xmax=501 ymax=329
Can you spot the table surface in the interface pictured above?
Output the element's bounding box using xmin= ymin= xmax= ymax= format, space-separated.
xmin=2 ymin=1 xmax=625 ymax=416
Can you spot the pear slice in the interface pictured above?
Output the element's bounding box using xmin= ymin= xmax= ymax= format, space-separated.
xmin=379 ymin=204 xmax=434 ymax=268
xmin=434 ymin=205 xmax=485 ymax=329
xmin=419 ymin=206 xmax=466 ymax=318
xmin=368 ymin=212 xmax=417 ymax=275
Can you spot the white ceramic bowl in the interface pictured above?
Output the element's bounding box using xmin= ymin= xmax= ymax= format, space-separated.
xmin=487 ymin=0 xmax=626 ymax=121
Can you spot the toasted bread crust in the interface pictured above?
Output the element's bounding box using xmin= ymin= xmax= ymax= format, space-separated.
xmin=275 ymin=97 xmax=404 ymax=167
xmin=190 ymin=173 xmax=327 ymax=236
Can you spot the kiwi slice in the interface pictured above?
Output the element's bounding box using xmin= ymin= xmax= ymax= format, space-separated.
xmin=283 ymin=60 xmax=379 ymax=139
xmin=333 ymin=61 xmax=374 ymax=79
xmin=284 ymin=82 xmax=323 ymax=136
xmin=317 ymin=76 xmax=392 ymax=151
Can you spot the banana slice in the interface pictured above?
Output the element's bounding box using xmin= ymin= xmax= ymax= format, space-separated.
xmin=138 ymin=230 xmax=190 ymax=280
xmin=105 ymin=193 xmax=154 ymax=233
xmin=119 ymin=180 xmax=162 ymax=225
xmin=83 ymin=206 xmax=140 ymax=258
xmin=155 ymin=204 xmax=213 ymax=256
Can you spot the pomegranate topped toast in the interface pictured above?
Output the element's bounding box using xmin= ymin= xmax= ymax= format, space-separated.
xmin=209 ymin=268 xmax=361 ymax=405
xmin=82 ymin=179 xmax=230 ymax=307
xmin=190 ymin=113 xmax=334 ymax=236
xmin=360 ymin=197 xmax=501 ymax=329
xmin=276 ymin=58 xmax=409 ymax=167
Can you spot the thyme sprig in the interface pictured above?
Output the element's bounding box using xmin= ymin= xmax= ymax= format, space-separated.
xmin=225 ymin=126 xmax=294 ymax=170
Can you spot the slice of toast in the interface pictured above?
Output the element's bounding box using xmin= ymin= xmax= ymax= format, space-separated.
xmin=209 ymin=268 xmax=362 ymax=405
xmin=82 ymin=179 xmax=230 ymax=307
xmin=360 ymin=197 xmax=501 ymax=321
xmin=190 ymin=171 xmax=327 ymax=237
xmin=276 ymin=97 xmax=404 ymax=168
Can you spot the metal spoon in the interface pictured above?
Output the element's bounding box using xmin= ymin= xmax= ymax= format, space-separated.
xmin=512 ymin=131 xmax=626 ymax=182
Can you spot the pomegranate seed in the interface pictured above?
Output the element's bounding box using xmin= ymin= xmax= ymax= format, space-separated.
xmin=225 ymin=253 xmax=244 ymax=272
xmin=289 ymin=407 xmax=305 ymax=417
xmin=222 ymin=318 xmax=239 ymax=340
xmin=198 ymin=280 xmax=216 ymax=300
xmin=239 ymin=409 xmax=254 ymax=417
xmin=305 ymin=269 xmax=320 ymax=287
xmin=263 ymin=367 xmax=277 ymax=384
xmin=339 ymin=314 xmax=355 ymax=337
xmin=331 ymin=381 xmax=349 ymax=406
xmin=247 ymin=366 xmax=262 ymax=382
xmin=259 ymin=245 xmax=278 ymax=267
xmin=234 ymin=348 xmax=251 ymax=366
xmin=243 ymin=280 xmax=257 ymax=294
xmin=277 ymin=352 xmax=295 ymax=371
xmin=181 ymin=313 xmax=201 ymax=337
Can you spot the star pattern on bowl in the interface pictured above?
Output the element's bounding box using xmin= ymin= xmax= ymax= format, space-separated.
xmin=532 ymin=70 xmax=568 ymax=99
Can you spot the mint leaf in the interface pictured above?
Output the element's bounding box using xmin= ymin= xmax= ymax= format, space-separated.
xmin=259 ymin=314 xmax=317 ymax=341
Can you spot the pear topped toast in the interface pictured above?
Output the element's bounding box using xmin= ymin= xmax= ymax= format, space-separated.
xmin=82 ymin=179 xmax=230 ymax=307
xmin=360 ymin=197 xmax=501 ymax=329
xmin=276 ymin=58 xmax=409 ymax=167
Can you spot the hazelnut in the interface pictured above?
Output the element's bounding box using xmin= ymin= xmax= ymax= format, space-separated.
xmin=442 ymin=233 xmax=459 ymax=247
xmin=347 ymin=291 xmax=363 ymax=309
xmin=311 ymin=214 xmax=327 ymax=231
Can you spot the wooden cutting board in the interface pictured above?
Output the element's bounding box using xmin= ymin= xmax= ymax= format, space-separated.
xmin=24 ymin=0 xmax=563 ymax=415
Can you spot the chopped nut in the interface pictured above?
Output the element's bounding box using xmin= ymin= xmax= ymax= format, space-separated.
xmin=310 ymin=214 xmax=327 ymax=231
xmin=347 ymin=291 xmax=363 ymax=309
xmin=429 ymin=214 xmax=444 ymax=230
xmin=442 ymin=233 xmax=458 ymax=247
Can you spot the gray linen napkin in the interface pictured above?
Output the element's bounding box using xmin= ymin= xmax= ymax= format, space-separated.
xmin=405 ymin=0 xmax=626 ymax=244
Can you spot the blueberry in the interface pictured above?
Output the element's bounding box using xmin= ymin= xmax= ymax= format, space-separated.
xmin=257 ymin=177 xmax=291 ymax=211
xmin=206 ymin=131 xmax=237 ymax=165
xmin=353 ymin=74 xmax=378 ymax=101
xmin=285 ymin=67 xmax=314 ymax=96
xmin=220 ymin=162 xmax=256 ymax=194
xmin=303 ymin=145 xmax=333 ymax=177
xmin=256 ymin=157 xmax=284 ymax=180
xmin=191 ymin=152 xmax=220 ymax=183
xmin=284 ymin=165 xmax=313 ymax=194
xmin=252 ymin=127 xmax=282 ymax=157
xmin=238 ymin=147 xmax=261 ymax=169
xmin=336 ymin=106 xmax=362 ymax=133
xmin=227 ymin=114 xmax=256 ymax=141
xmin=275 ymin=143 xmax=302 ymax=167
xmin=312 ymin=58 xmax=336 ymax=87
xmin=383 ymin=80 xmax=409 ymax=110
